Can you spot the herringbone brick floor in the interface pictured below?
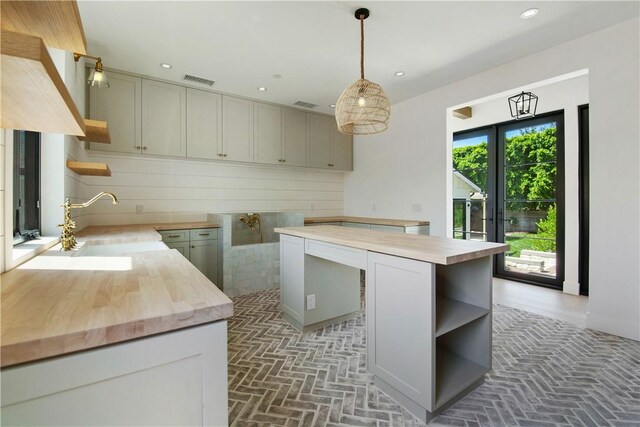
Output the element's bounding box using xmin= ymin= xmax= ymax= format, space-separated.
xmin=227 ymin=288 xmax=640 ymax=426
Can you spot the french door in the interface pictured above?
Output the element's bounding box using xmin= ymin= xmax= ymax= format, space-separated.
xmin=453 ymin=111 xmax=565 ymax=289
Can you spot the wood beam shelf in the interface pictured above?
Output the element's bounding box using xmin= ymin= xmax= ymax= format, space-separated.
xmin=1 ymin=1 xmax=87 ymax=54
xmin=78 ymin=119 xmax=111 ymax=144
xmin=67 ymin=161 xmax=111 ymax=177
xmin=1 ymin=31 xmax=86 ymax=136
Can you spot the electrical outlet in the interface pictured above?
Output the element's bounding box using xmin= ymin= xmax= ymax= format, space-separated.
xmin=372 ymin=204 xmax=377 ymax=212
xmin=306 ymin=294 xmax=316 ymax=310
xmin=136 ymin=204 xmax=144 ymax=214
xmin=310 ymin=203 xmax=315 ymax=210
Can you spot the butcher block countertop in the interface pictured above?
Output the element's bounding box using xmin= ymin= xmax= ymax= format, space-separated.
xmin=304 ymin=216 xmax=430 ymax=227
xmin=1 ymin=223 xmax=231 ymax=368
xmin=275 ymin=225 xmax=508 ymax=265
xmin=76 ymin=221 xmax=220 ymax=244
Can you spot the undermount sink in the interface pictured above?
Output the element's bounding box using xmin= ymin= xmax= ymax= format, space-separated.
xmin=74 ymin=241 xmax=169 ymax=257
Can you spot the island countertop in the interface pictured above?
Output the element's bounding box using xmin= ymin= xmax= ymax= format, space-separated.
xmin=304 ymin=216 xmax=429 ymax=227
xmin=1 ymin=223 xmax=231 ymax=368
xmin=275 ymin=225 xmax=508 ymax=265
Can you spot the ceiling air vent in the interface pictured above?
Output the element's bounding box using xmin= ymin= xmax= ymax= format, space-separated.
xmin=293 ymin=101 xmax=318 ymax=109
xmin=183 ymin=74 xmax=216 ymax=87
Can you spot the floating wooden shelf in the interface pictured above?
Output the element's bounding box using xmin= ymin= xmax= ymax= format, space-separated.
xmin=1 ymin=31 xmax=86 ymax=136
xmin=1 ymin=1 xmax=87 ymax=54
xmin=78 ymin=119 xmax=111 ymax=144
xmin=452 ymin=106 xmax=472 ymax=120
xmin=67 ymin=160 xmax=111 ymax=177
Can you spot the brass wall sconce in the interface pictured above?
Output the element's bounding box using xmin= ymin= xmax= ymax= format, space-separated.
xmin=74 ymin=53 xmax=110 ymax=88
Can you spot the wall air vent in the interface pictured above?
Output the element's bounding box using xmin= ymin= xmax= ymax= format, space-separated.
xmin=293 ymin=101 xmax=318 ymax=109
xmin=183 ymin=74 xmax=216 ymax=87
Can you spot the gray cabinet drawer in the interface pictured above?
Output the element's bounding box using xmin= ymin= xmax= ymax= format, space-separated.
xmin=165 ymin=241 xmax=190 ymax=257
xmin=159 ymin=229 xmax=189 ymax=243
xmin=342 ymin=222 xmax=371 ymax=229
xmin=189 ymin=228 xmax=218 ymax=241
xmin=370 ymin=224 xmax=403 ymax=233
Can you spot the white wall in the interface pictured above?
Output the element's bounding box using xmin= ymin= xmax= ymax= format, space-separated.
xmin=451 ymin=75 xmax=589 ymax=295
xmin=344 ymin=18 xmax=639 ymax=340
xmin=71 ymin=152 xmax=344 ymax=225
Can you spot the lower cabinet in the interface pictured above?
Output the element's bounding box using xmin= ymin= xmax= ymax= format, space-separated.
xmin=160 ymin=228 xmax=220 ymax=287
xmin=0 ymin=321 xmax=229 ymax=426
xmin=366 ymin=252 xmax=492 ymax=422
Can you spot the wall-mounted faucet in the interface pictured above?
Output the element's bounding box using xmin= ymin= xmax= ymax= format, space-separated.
xmin=239 ymin=213 xmax=261 ymax=231
xmin=59 ymin=192 xmax=118 ymax=251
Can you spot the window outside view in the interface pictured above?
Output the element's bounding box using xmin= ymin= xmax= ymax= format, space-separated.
xmin=453 ymin=123 xmax=558 ymax=279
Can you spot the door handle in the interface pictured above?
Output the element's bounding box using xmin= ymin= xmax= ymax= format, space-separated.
xmin=497 ymin=208 xmax=504 ymax=224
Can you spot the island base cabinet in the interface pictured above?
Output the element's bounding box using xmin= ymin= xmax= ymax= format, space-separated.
xmin=0 ymin=321 xmax=228 ymax=427
xmin=366 ymin=252 xmax=493 ymax=423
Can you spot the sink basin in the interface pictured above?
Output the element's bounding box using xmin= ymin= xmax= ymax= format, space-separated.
xmin=75 ymin=241 xmax=169 ymax=257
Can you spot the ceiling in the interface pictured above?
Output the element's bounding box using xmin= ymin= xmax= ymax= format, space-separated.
xmin=78 ymin=1 xmax=639 ymax=115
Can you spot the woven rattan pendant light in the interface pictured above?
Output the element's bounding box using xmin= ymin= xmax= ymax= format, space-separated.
xmin=335 ymin=8 xmax=390 ymax=135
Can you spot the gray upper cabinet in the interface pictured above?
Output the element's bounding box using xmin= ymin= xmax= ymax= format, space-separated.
xmin=253 ymin=102 xmax=282 ymax=165
xmin=306 ymin=113 xmax=333 ymax=169
xmin=141 ymin=79 xmax=186 ymax=157
xmin=89 ymin=71 xmax=141 ymax=153
xmin=254 ymin=105 xmax=307 ymax=167
xmin=222 ymin=95 xmax=253 ymax=162
xmin=88 ymin=70 xmax=351 ymax=170
xmin=186 ymin=88 xmax=222 ymax=160
xmin=282 ymin=108 xmax=307 ymax=167
xmin=306 ymin=113 xmax=353 ymax=170
xmin=332 ymin=126 xmax=353 ymax=170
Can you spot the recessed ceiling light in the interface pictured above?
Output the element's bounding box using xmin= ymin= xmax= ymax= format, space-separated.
xmin=330 ymin=104 xmax=336 ymax=108
xmin=520 ymin=8 xmax=539 ymax=19
xmin=273 ymin=74 xmax=282 ymax=79
xmin=258 ymin=87 xmax=267 ymax=91
xmin=160 ymin=63 xmax=172 ymax=69
xmin=394 ymin=71 xmax=405 ymax=77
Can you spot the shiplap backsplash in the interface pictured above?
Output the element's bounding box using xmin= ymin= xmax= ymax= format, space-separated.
xmin=69 ymin=150 xmax=344 ymax=226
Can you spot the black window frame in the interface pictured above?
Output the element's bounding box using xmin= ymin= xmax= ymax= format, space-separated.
xmin=12 ymin=130 xmax=41 ymax=245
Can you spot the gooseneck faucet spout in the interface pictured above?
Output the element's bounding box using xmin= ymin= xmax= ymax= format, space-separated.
xmin=59 ymin=192 xmax=119 ymax=251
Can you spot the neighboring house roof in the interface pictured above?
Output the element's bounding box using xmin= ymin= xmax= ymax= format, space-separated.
xmin=453 ymin=170 xmax=482 ymax=193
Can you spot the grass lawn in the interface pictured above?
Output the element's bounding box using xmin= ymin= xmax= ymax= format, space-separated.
xmin=505 ymin=232 xmax=541 ymax=257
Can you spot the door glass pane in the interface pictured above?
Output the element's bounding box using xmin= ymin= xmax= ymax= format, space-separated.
xmin=503 ymin=123 xmax=558 ymax=279
xmin=452 ymin=133 xmax=488 ymax=241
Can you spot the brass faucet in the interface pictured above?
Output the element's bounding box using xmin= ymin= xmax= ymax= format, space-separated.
xmin=59 ymin=192 xmax=118 ymax=251
xmin=239 ymin=213 xmax=261 ymax=231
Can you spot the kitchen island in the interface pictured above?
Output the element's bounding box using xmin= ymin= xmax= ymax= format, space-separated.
xmin=275 ymin=225 xmax=508 ymax=423
xmin=1 ymin=223 xmax=231 ymax=426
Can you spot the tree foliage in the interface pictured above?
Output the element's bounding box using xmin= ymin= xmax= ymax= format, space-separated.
xmin=452 ymin=142 xmax=487 ymax=192
xmin=452 ymin=127 xmax=557 ymax=210
xmin=532 ymin=204 xmax=557 ymax=252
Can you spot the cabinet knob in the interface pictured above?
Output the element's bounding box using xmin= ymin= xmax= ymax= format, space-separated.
xmin=191 ymin=245 xmax=195 ymax=249
xmin=135 ymin=146 xmax=141 ymax=150
xmin=217 ymin=153 xmax=222 ymax=157
xmin=223 ymin=154 xmax=227 ymax=157
xmin=142 ymin=146 xmax=147 ymax=150
xmin=282 ymin=159 xmax=286 ymax=163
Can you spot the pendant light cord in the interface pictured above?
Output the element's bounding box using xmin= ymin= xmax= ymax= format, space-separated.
xmin=360 ymin=14 xmax=365 ymax=80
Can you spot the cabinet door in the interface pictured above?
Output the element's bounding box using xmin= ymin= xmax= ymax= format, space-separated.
xmin=282 ymin=108 xmax=307 ymax=167
xmin=141 ymin=80 xmax=186 ymax=157
xmin=89 ymin=71 xmax=141 ymax=153
xmin=189 ymin=240 xmax=219 ymax=287
xmin=367 ymin=252 xmax=435 ymax=411
xmin=253 ymin=102 xmax=282 ymax=165
xmin=306 ymin=113 xmax=333 ymax=169
xmin=222 ymin=96 xmax=253 ymax=162
xmin=165 ymin=241 xmax=190 ymax=258
xmin=186 ymin=88 xmax=221 ymax=160
xmin=332 ymin=127 xmax=353 ymax=171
